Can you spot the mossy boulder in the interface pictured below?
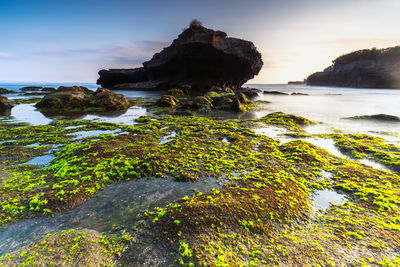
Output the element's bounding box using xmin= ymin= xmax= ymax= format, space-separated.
xmin=92 ymin=88 xmax=130 ymax=110
xmin=35 ymin=86 xmax=130 ymax=113
xmin=0 ymin=95 xmax=14 ymax=111
xmin=166 ymin=88 xmax=185 ymax=97
xmin=193 ymin=96 xmax=213 ymax=111
xmin=156 ymin=95 xmax=178 ymax=108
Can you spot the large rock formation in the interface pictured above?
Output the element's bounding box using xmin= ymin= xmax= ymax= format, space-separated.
xmin=97 ymin=21 xmax=263 ymax=91
xmin=307 ymin=46 xmax=400 ymax=88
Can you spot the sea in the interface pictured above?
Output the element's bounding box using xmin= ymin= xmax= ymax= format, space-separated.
xmin=1 ymin=82 xmax=400 ymax=136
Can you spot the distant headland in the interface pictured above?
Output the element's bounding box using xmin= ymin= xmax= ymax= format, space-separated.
xmin=306 ymin=46 xmax=400 ymax=89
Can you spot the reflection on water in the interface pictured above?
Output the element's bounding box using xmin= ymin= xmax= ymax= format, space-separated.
xmin=69 ymin=129 xmax=122 ymax=140
xmin=0 ymin=177 xmax=223 ymax=255
xmin=10 ymin=104 xmax=52 ymax=125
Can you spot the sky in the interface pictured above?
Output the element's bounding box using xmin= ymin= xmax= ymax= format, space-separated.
xmin=0 ymin=0 xmax=399 ymax=84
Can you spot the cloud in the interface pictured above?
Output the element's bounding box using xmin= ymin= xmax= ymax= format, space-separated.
xmin=35 ymin=40 xmax=171 ymax=66
xmin=0 ymin=52 xmax=11 ymax=58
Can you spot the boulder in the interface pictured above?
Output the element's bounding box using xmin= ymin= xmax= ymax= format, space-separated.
xmin=92 ymin=88 xmax=130 ymax=110
xmin=193 ymin=96 xmax=213 ymax=110
xmin=307 ymin=46 xmax=400 ymax=88
xmin=35 ymin=86 xmax=91 ymax=110
xmin=238 ymin=87 xmax=261 ymax=98
xmin=35 ymin=86 xmax=131 ymax=112
xmin=231 ymin=98 xmax=245 ymax=112
xmin=0 ymin=96 xmax=13 ymax=111
xmin=156 ymin=95 xmax=178 ymax=108
xmin=166 ymin=88 xmax=185 ymax=97
xmin=97 ymin=21 xmax=263 ymax=91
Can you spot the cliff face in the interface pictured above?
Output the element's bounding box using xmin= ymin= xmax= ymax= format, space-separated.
xmin=307 ymin=46 xmax=400 ymax=88
xmin=97 ymin=22 xmax=263 ymax=91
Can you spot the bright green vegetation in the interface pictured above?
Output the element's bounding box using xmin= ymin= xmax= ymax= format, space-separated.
xmin=0 ymin=229 xmax=131 ymax=266
xmin=1 ymin=112 xmax=400 ymax=266
xmin=327 ymin=133 xmax=400 ymax=173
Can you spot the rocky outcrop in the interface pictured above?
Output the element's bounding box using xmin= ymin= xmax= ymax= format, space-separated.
xmin=343 ymin=114 xmax=400 ymax=122
xmin=97 ymin=21 xmax=263 ymax=92
xmin=97 ymin=68 xmax=148 ymax=89
xmin=35 ymin=86 xmax=130 ymax=113
xmin=0 ymin=96 xmax=13 ymax=116
xmin=307 ymin=46 xmax=400 ymax=88
xmin=0 ymin=88 xmax=14 ymax=94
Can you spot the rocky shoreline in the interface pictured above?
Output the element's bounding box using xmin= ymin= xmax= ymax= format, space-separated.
xmin=307 ymin=46 xmax=400 ymax=89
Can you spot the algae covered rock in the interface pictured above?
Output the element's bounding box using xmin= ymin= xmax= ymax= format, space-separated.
xmin=0 ymin=95 xmax=14 ymax=114
xmin=193 ymin=95 xmax=213 ymax=110
xmin=156 ymin=95 xmax=178 ymax=108
xmin=93 ymin=88 xmax=130 ymax=110
xmin=35 ymin=86 xmax=131 ymax=113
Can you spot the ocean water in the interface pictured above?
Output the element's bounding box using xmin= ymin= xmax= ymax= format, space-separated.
xmin=1 ymin=82 xmax=399 ymax=136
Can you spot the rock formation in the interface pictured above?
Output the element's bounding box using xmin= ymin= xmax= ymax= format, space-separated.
xmin=97 ymin=21 xmax=263 ymax=92
xmin=35 ymin=86 xmax=131 ymax=113
xmin=0 ymin=96 xmax=13 ymax=113
xmin=307 ymin=46 xmax=400 ymax=88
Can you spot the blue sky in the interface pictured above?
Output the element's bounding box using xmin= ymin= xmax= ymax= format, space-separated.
xmin=0 ymin=0 xmax=399 ymax=83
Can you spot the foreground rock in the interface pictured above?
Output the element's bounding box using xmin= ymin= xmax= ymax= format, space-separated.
xmin=97 ymin=21 xmax=263 ymax=91
xmin=307 ymin=46 xmax=400 ymax=88
xmin=154 ymin=85 xmax=255 ymax=112
xmin=344 ymin=114 xmax=400 ymax=122
xmin=0 ymin=96 xmax=13 ymax=115
xmin=35 ymin=86 xmax=131 ymax=113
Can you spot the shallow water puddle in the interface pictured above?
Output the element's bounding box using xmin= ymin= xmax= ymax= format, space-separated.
xmin=312 ymin=189 xmax=347 ymax=210
xmin=69 ymin=129 xmax=121 ymax=140
xmin=305 ymin=137 xmax=349 ymax=159
xmin=358 ymin=158 xmax=391 ymax=172
xmin=21 ymin=154 xmax=55 ymax=167
xmin=159 ymin=131 xmax=177 ymax=144
xmin=0 ymin=176 xmax=223 ymax=255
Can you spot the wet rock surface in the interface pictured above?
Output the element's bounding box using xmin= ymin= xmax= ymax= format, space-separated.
xmin=97 ymin=21 xmax=263 ymax=91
